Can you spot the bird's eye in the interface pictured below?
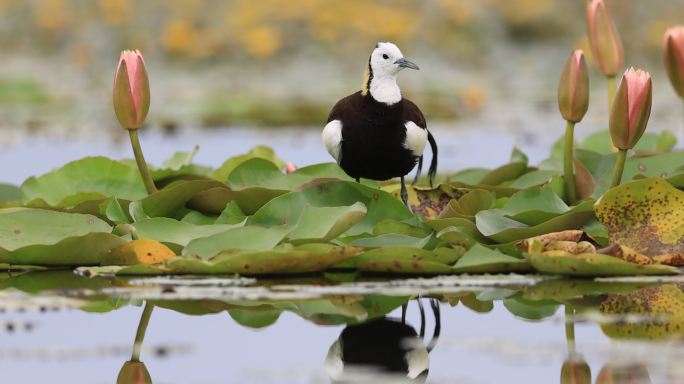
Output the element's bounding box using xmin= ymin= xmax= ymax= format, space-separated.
xmin=382 ymin=54 xmax=389 ymax=60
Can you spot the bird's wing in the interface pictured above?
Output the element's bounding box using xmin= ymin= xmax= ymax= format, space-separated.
xmin=402 ymin=98 xmax=426 ymax=128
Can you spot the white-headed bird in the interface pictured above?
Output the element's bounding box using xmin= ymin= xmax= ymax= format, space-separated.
xmin=322 ymin=42 xmax=437 ymax=206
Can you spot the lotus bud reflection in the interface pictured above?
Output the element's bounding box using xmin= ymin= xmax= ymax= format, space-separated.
xmin=558 ymin=50 xmax=590 ymax=123
xmin=561 ymin=356 xmax=591 ymax=384
xmin=586 ymin=0 xmax=623 ymax=77
xmin=609 ymin=68 xmax=652 ymax=150
xmin=664 ymin=26 xmax=684 ymax=98
xmin=596 ymin=363 xmax=651 ymax=384
xmin=114 ymin=50 xmax=150 ymax=130
xmin=116 ymin=360 xmax=152 ymax=384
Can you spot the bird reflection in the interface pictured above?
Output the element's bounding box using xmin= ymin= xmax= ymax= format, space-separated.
xmin=325 ymin=298 xmax=440 ymax=383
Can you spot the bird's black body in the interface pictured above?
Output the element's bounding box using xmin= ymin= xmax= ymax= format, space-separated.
xmin=328 ymin=91 xmax=425 ymax=181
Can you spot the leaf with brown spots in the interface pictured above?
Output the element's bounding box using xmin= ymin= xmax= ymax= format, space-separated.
xmin=595 ymin=178 xmax=684 ymax=259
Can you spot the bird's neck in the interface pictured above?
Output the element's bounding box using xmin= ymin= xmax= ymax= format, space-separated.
xmin=369 ymin=75 xmax=401 ymax=105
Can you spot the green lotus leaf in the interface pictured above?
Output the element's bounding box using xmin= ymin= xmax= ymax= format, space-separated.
xmin=139 ymin=179 xmax=227 ymax=218
xmin=228 ymin=308 xmax=282 ymax=328
xmin=424 ymin=216 xmax=481 ymax=234
xmin=215 ymin=201 xmax=246 ymax=224
xmin=436 ymin=226 xmax=482 ymax=248
xmin=479 ymin=161 xmax=529 ymax=186
xmin=227 ymin=158 xmax=315 ymax=190
xmin=0 ymin=183 xmax=23 ymax=201
xmin=0 ymin=232 xmax=126 ymax=266
xmin=372 ymin=219 xmax=433 ymax=238
xmin=291 ymin=162 xmax=355 ymax=182
xmin=183 ymin=226 xmax=292 ymax=259
xmin=595 ymin=177 xmax=684 ymax=257
xmin=450 ymin=168 xmax=490 ymax=184
xmin=503 ymin=296 xmax=559 ymax=320
xmin=180 ymin=211 xmax=218 ymax=225
xmin=475 ymin=200 xmax=595 ymax=243
xmin=249 ymin=180 xmax=411 ymax=236
xmin=212 ymin=145 xmax=285 ymax=182
xmin=0 ymin=208 xmax=112 ymax=249
xmin=439 ymin=189 xmax=495 ymax=220
xmin=525 ymin=244 xmax=679 ymax=276
xmin=348 ymin=234 xmax=433 ymax=248
xmin=508 ymin=170 xmax=559 ymax=189
xmin=171 ymin=243 xmax=360 ymax=274
xmin=451 ymin=243 xmax=530 ymax=274
xmin=340 ymin=246 xmax=463 ymax=273
xmin=498 ymin=187 xmax=569 ymax=225
xmin=189 ymin=185 xmax=285 ymax=215
xmin=288 ymin=202 xmax=367 ymax=244
xmin=133 ymin=217 xmax=241 ymax=247
xmin=21 ymin=157 xmax=147 ymax=207
xmin=151 ymin=146 xmax=212 ymax=182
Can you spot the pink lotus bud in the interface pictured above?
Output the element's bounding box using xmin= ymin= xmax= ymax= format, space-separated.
xmin=664 ymin=26 xmax=684 ymax=98
xmin=285 ymin=162 xmax=297 ymax=173
xmin=609 ymin=68 xmax=652 ymax=150
xmin=113 ymin=50 xmax=150 ymax=130
xmin=558 ymin=50 xmax=590 ymax=123
xmin=586 ymin=0 xmax=623 ymax=77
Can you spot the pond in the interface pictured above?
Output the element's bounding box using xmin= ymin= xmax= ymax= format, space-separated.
xmin=2 ymin=270 xmax=682 ymax=383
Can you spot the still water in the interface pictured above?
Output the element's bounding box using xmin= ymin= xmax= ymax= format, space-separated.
xmin=1 ymin=271 xmax=683 ymax=383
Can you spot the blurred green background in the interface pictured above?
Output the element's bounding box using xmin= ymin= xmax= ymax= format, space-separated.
xmin=0 ymin=0 xmax=682 ymax=139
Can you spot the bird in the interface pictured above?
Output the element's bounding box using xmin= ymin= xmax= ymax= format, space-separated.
xmin=322 ymin=42 xmax=438 ymax=207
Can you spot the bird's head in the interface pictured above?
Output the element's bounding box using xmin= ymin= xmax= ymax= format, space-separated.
xmin=369 ymin=42 xmax=419 ymax=77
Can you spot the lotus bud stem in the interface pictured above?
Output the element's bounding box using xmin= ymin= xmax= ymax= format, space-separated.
xmin=131 ymin=302 xmax=154 ymax=362
xmin=558 ymin=50 xmax=589 ymax=204
xmin=113 ymin=50 xmax=156 ymax=195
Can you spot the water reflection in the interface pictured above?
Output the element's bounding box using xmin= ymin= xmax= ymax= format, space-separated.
xmin=4 ymin=271 xmax=684 ymax=383
xmin=325 ymin=299 xmax=439 ymax=383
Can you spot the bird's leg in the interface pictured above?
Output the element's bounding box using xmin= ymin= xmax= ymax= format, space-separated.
xmin=426 ymin=299 xmax=441 ymax=352
xmin=400 ymin=176 xmax=409 ymax=207
xmin=355 ymin=177 xmax=360 ymax=183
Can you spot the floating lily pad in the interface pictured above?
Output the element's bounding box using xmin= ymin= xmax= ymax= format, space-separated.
xmin=212 ymin=146 xmax=285 ymax=182
xmin=288 ymin=202 xmax=367 ymax=244
xmin=249 ymin=180 xmax=411 ymax=236
xmin=525 ymin=240 xmax=679 ymax=276
xmin=132 ymin=218 xmax=241 ymax=247
xmin=595 ymin=177 xmax=684 ymax=259
xmin=0 ymin=208 xmax=112 ymax=249
xmin=340 ymin=246 xmax=463 ymax=274
xmin=451 ymin=244 xmax=530 ymax=274
xmin=151 ymin=146 xmax=212 ymax=181
xmin=0 ymin=183 xmax=23 ymax=201
xmin=140 ymin=179 xmax=227 ymax=218
xmin=21 ymin=157 xmax=147 ymax=207
xmin=183 ymin=226 xmax=292 ymax=259
xmin=475 ymin=199 xmax=595 ymax=243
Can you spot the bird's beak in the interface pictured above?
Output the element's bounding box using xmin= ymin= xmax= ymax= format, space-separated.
xmin=395 ymin=57 xmax=419 ymax=70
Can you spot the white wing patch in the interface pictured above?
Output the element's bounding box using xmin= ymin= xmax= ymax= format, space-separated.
xmin=322 ymin=119 xmax=343 ymax=163
xmin=404 ymin=121 xmax=428 ymax=156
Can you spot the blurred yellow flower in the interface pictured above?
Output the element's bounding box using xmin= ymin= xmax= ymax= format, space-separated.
xmin=161 ymin=19 xmax=199 ymax=55
xmin=98 ymin=0 xmax=130 ymax=26
xmin=240 ymin=26 xmax=282 ymax=57
xmin=33 ymin=0 xmax=71 ymax=31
